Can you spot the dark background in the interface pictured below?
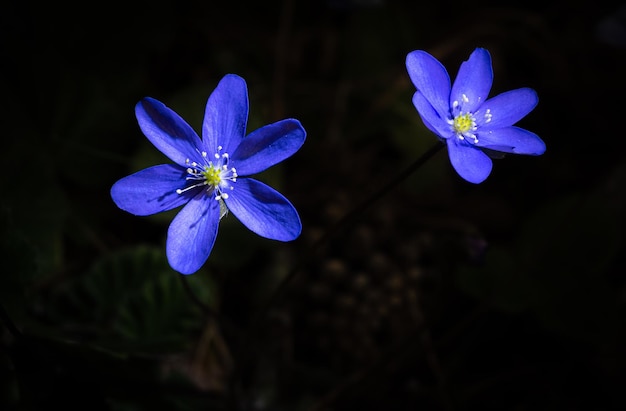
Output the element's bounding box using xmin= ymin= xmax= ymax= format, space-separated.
xmin=2 ymin=0 xmax=626 ymax=410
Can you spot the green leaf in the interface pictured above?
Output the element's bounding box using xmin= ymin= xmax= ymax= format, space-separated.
xmin=43 ymin=245 xmax=217 ymax=353
xmin=456 ymin=187 xmax=623 ymax=342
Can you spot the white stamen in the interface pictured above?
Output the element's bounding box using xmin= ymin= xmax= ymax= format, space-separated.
xmin=177 ymin=148 xmax=238 ymax=200
xmin=484 ymin=109 xmax=492 ymax=123
xmin=462 ymin=94 xmax=469 ymax=103
xmin=176 ymin=181 xmax=208 ymax=194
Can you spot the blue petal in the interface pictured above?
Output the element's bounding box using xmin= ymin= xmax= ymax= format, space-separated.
xmin=406 ymin=50 xmax=451 ymax=119
xmin=450 ymin=48 xmax=493 ymax=113
xmin=167 ymin=192 xmax=220 ymax=275
xmin=412 ymin=91 xmax=453 ymax=139
xmin=231 ymin=119 xmax=306 ymax=176
xmin=224 ymin=178 xmax=301 ymax=241
xmin=475 ymin=88 xmax=538 ymax=129
xmin=135 ymin=98 xmax=203 ymax=166
xmin=202 ymin=74 xmax=249 ymax=156
xmin=477 ymin=126 xmax=546 ymax=155
xmin=110 ymin=164 xmax=193 ymax=216
xmin=447 ymin=138 xmax=493 ymax=184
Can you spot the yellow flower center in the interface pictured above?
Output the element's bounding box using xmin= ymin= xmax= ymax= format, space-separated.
xmin=175 ymin=147 xmax=238 ymax=200
xmin=202 ymin=165 xmax=222 ymax=187
xmin=453 ymin=113 xmax=473 ymax=134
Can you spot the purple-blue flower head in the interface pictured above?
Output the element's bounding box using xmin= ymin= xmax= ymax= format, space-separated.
xmin=111 ymin=74 xmax=305 ymax=274
xmin=406 ymin=48 xmax=545 ymax=183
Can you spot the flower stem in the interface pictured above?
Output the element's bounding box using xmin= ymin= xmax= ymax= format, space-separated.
xmin=258 ymin=140 xmax=445 ymax=325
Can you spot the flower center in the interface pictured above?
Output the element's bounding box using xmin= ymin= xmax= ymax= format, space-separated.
xmin=448 ymin=110 xmax=479 ymax=144
xmin=176 ymin=146 xmax=238 ymax=200
xmin=453 ymin=113 xmax=473 ymax=134
xmin=447 ymin=94 xmax=480 ymax=144
xmin=201 ymin=165 xmax=223 ymax=187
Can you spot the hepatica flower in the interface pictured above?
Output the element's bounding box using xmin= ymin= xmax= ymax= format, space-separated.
xmin=111 ymin=74 xmax=305 ymax=274
xmin=406 ymin=48 xmax=545 ymax=183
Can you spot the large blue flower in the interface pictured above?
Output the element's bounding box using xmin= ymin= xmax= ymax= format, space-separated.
xmin=111 ymin=74 xmax=305 ymax=274
xmin=406 ymin=48 xmax=545 ymax=183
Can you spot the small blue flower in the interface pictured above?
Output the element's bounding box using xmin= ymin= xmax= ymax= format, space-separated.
xmin=111 ymin=74 xmax=305 ymax=274
xmin=406 ymin=48 xmax=546 ymax=183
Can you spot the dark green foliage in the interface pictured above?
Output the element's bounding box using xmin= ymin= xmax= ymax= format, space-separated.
xmin=41 ymin=245 xmax=215 ymax=351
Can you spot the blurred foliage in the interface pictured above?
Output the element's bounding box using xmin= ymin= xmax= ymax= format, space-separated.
xmin=2 ymin=0 xmax=626 ymax=410
xmin=36 ymin=245 xmax=216 ymax=349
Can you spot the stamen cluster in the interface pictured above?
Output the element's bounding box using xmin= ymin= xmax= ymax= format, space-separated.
xmin=449 ymin=94 xmax=479 ymax=144
xmin=175 ymin=145 xmax=238 ymax=200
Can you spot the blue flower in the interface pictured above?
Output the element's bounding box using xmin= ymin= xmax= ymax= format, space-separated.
xmin=406 ymin=48 xmax=545 ymax=183
xmin=111 ymin=74 xmax=305 ymax=274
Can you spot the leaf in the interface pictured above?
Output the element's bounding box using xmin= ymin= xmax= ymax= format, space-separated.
xmin=456 ymin=186 xmax=624 ymax=342
xmin=456 ymin=245 xmax=538 ymax=314
xmin=43 ymin=245 xmax=217 ymax=353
